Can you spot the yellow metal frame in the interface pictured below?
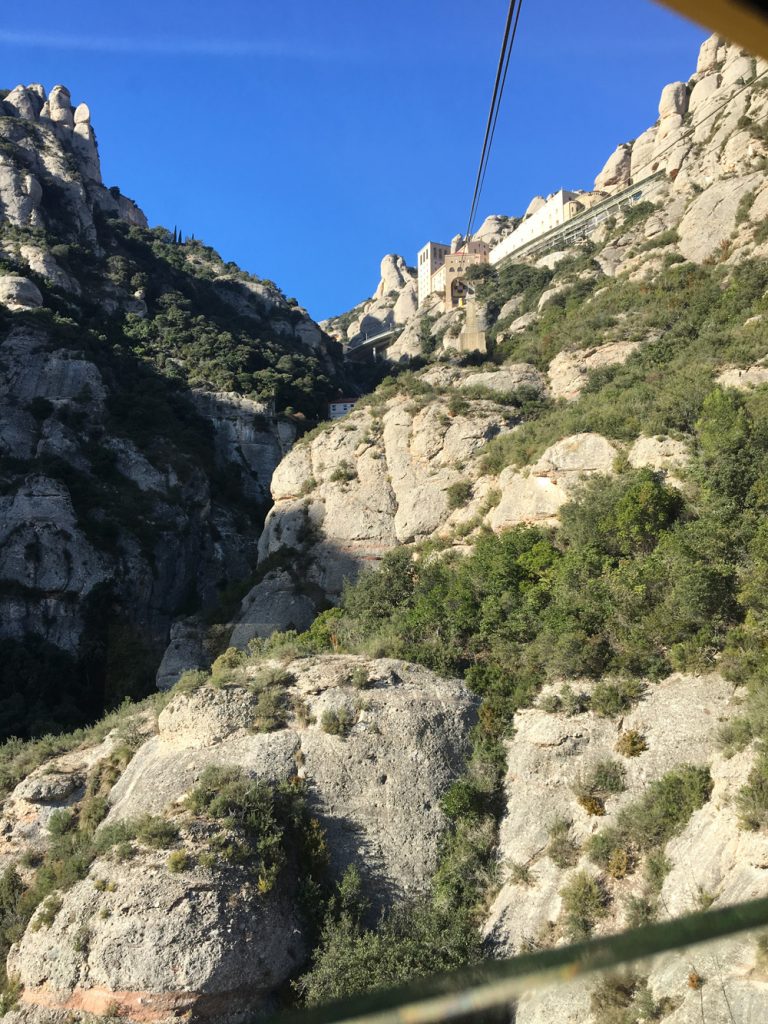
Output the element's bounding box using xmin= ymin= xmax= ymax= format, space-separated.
xmin=657 ymin=0 xmax=768 ymax=59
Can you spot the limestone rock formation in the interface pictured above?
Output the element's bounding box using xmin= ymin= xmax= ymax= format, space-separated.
xmin=320 ymin=253 xmax=417 ymax=346
xmin=717 ymin=361 xmax=768 ymax=390
xmin=4 ymin=657 xmax=476 ymax=1024
xmin=488 ymin=433 xmax=619 ymax=531
xmin=485 ymin=674 xmax=768 ymax=1024
xmin=228 ymin=570 xmax=318 ymax=651
xmin=594 ymin=143 xmax=632 ymax=192
xmin=548 ymin=342 xmax=642 ymax=401
xmin=10 ymin=854 xmax=305 ymax=1023
xmin=0 ymin=84 xmax=347 ymax=709
xmin=0 ymin=275 xmax=43 ymax=309
xmin=230 ymin=384 xmax=513 ymax=637
xmin=189 ymin=391 xmax=297 ymax=506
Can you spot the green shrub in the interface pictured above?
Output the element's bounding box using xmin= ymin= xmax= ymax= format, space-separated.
xmin=736 ymin=190 xmax=756 ymax=225
xmin=252 ymin=687 xmax=288 ymax=732
xmin=560 ymin=684 xmax=590 ymax=716
xmin=717 ymin=717 xmax=753 ymax=757
xmin=624 ymin=894 xmax=656 ymax=928
xmin=591 ymin=679 xmax=646 ymax=718
xmin=547 ymin=817 xmax=580 ymax=868
xmin=588 ymin=767 xmax=711 ymax=872
xmin=250 ymin=664 xmax=293 ymax=690
xmin=31 ymin=894 xmax=62 ymax=931
xmin=615 ymin=730 xmax=648 ymax=757
xmin=538 ymin=692 xmax=562 ymax=713
xmin=134 ymin=816 xmax=180 ymax=849
xmin=173 ymin=669 xmax=208 ymax=694
xmin=618 ymin=765 xmax=711 ymax=851
xmin=590 ymin=971 xmax=640 ymax=1021
xmin=185 ymin=765 xmax=327 ymax=896
xmin=329 ymin=461 xmax=358 ymax=484
xmin=507 ymin=861 xmax=534 ymax=886
xmin=573 ymin=759 xmax=626 ymax=814
xmin=347 ymin=666 xmax=370 ymax=689
xmin=560 ymin=870 xmax=608 ymax=939
xmin=736 ymin=749 xmax=768 ymax=830
xmin=320 ymin=707 xmax=356 ymax=737
xmin=446 ymin=480 xmax=473 ymax=510
xmin=210 ymin=647 xmax=246 ymax=682
xmin=167 ymin=850 xmax=194 ymax=873
xmin=644 ymin=850 xmax=671 ymax=894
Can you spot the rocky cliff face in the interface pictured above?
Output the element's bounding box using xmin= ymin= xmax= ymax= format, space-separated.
xmin=228 ymin=33 xmax=768 ymax=644
xmin=5 ymin=32 xmax=768 ymax=1024
xmin=1 ymin=655 xmax=476 ymax=1024
xmin=0 ymin=84 xmax=346 ymax=738
xmin=320 ymin=253 xmax=418 ymax=344
xmin=229 ymin=375 xmax=685 ymax=644
xmin=325 ymin=36 xmax=768 ymax=365
xmin=488 ymin=674 xmax=768 ymax=1023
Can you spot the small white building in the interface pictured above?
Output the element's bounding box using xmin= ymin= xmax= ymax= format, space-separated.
xmin=328 ymin=398 xmax=357 ymax=420
xmin=489 ymin=190 xmax=587 ymax=265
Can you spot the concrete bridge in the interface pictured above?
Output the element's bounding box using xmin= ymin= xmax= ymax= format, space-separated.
xmin=344 ymin=324 xmax=401 ymax=361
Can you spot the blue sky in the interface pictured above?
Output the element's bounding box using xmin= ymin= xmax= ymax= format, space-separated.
xmin=0 ymin=1 xmax=705 ymax=320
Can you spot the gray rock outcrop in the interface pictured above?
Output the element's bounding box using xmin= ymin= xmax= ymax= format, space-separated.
xmin=594 ymin=143 xmax=632 ymax=192
xmin=0 ymin=275 xmax=43 ymax=309
xmin=229 ymin=384 xmax=514 ymax=638
xmin=488 ymin=674 xmax=768 ymax=1024
xmin=548 ymin=341 xmax=642 ymax=401
xmin=5 ymin=657 xmax=477 ymax=1023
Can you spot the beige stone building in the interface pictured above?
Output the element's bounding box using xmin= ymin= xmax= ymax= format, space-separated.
xmin=417 ymin=235 xmax=490 ymax=309
xmin=489 ymin=189 xmax=602 ymax=265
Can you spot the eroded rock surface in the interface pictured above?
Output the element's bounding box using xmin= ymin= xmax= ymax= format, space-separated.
xmin=6 ymin=656 xmax=476 ymax=1024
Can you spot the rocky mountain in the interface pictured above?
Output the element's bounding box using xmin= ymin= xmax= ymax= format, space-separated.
xmin=4 ymin=32 xmax=768 ymax=1024
xmin=0 ymin=83 xmax=349 ymax=740
xmin=321 ymin=214 xmax=517 ymax=353
xmin=228 ymin=33 xmax=768 ymax=641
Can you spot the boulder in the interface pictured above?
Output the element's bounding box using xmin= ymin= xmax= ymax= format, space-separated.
xmin=535 ymin=432 xmax=617 ymax=482
xmin=717 ymin=363 xmax=768 ymax=391
xmin=3 ymin=86 xmax=38 ymax=121
xmin=678 ymin=173 xmax=763 ymax=262
xmin=627 ymin=435 xmax=689 ymax=476
xmin=688 ymin=73 xmax=721 ymax=115
xmin=508 ymin=310 xmax=538 ymax=332
xmin=112 ymin=657 xmax=477 ymax=899
xmin=393 ymin=279 xmax=417 ymax=322
xmin=0 ymin=275 xmax=43 ymax=309
xmin=524 ymin=195 xmax=546 ymax=218
xmin=229 ymin=570 xmax=317 ymax=648
xmin=548 ymin=342 xmax=641 ymax=401
xmin=155 ymin=618 xmax=209 ymax=690
xmin=46 ymin=85 xmax=74 ymax=128
xmin=537 ymin=283 xmax=571 ymax=311
xmin=10 ymin=853 xmax=305 ymax=1023
xmin=456 ymin=363 xmax=547 ymax=397
xmin=629 ymin=125 xmax=658 ymax=180
xmin=696 ymin=34 xmax=727 ymax=74
xmin=595 ymin=143 xmax=632 ymax=191
xmin=721 ymin=54 xmax=755 ymax=88
xmin=374 ymin=254 xmax=411 ymax=299
xmin=473 ymin=214 xmax=514 ymax=244
xmin=488 ymin=433 xmax=618 ymax=530
xmin=0 ymin=161 xmax=43 ymax=227
xmin=658 ymin=81 xmax=689 ymax=119
xmin=73 ymin=102 xmax=91 ymax=125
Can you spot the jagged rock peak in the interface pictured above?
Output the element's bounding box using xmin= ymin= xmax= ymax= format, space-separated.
xmin=2 ymin=82 xmax=101 ymax=182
